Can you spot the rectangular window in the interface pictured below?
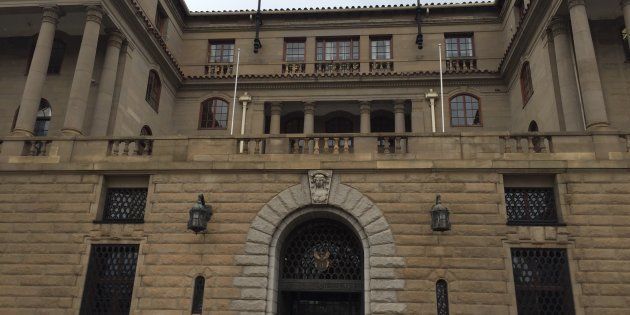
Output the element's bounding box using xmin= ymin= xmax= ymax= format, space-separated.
xmin=155 ymin=3 xmax=168 ymax=37
xmin=445 ymin=34 xmax=474 ymax=58
xmin=208 ymin=40 xmax=235 ymax=63
xmin=316 ymin=38 xmax=360 ymax=61
xmin=102 ymin=188 xmax=147 ymax=223
xmin=80 ymin=244 xmax=139 ymax=315
xmin=505 ymin=188 xmax=558 ymax=225
xmin=371 ymin=37 xmax=392 ymax=60
xmin=511 ymin=248 xmax=575 ymax=315
xmin=285 ymin=40 xmax=306 ymax=62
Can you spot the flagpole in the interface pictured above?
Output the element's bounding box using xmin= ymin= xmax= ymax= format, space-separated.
xmin=438 ymin=43 xmax=445 ymax=133
xmin=230 ymin=48 xmax=241 ymax=135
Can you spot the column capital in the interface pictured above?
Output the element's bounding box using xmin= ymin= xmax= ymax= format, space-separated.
xmin=567 ymin=0 xmax=586 ymax=9
xmin=41 ymin=5 xmax=62 ymax=24
xmin=85 ymin=5 xmax=104 ymax=24
xmin=359 ymin=101 xmax=371 ymax=114
xmin=549 ymin=16 xmax=570 ymax=37
xmin=105 ymin=28 xmax=125 ymax=48
xmin=394 ymin=102 xmax=406 ymax=113
xmin=270 ymin=103 xmax=282 ymax=115
xmin=303 ymin=102 xmax=315 ymax=114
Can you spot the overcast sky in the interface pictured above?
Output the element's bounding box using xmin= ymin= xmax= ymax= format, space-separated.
xmin=184 ymin=0 xmax=467 ymax=11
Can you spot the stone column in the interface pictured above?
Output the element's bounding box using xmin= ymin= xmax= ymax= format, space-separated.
xmin=359 ymin=101 xmax=371 ymax=134
xmin=550 ymin=17 xmax=583 ymax=131
xmin=303 ymin=102 xmax=315 ymax=134
xmin=269 ymin=103 xmax=282 ymax=135
xmin=12 ymin=6 xmax=61 ymax=136
xmin=394 ymin=101 xmax=406 ymax=133
xmin=567 ymin=0 xmax=609 ymax=130
xmin=90 ymin=29 xmax=124 ymax=136
xmin=61 ymin=6 xmax=104 ymax=135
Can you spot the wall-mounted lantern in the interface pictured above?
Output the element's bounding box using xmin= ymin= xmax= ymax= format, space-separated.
xmin=253 ymin=0 xmax=263 ymax=53
xmin=415 ymin=0 xmax=425 ymax=49
xmin=431 ymin=194 xmax=451 ymax=232
xmin=188 ymin=194 xmax=213 ymax=234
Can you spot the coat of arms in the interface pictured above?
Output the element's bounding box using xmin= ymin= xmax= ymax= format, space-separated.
xmin=313 ymin=249 xmax=331 ymax=272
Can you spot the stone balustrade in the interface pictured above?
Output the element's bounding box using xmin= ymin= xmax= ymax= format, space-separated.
xmin=369 ymin=61 xmax=394 ymax=73
xmin=446 ymin=58 xmax=478 ymax=71
xmin=0 ymin=132 xmax=628 ymax=164
xmin=282 ymin=63 xmax=306 ymax=74
xmin=204 ymin=63 xmax=234 ymax=77
xmin=315 ymin=61 xmax=360 ymax=74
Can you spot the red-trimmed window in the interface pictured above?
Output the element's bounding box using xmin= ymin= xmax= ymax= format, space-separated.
xmin=370 ymin=37 xmax=392 ymax=60
xmin=520 ymin=62 xmax=534 ymax=106
xmin=199 ymin=98 xmax=229 ymax=129
xmin=284 ymin=39 xmax=306 ymax=62
xmin=450 ymin=94 xmax=481 ymax=127
xmin=208 ymin=41 xmax=235 ymax=63
xmin=316 ymin=38 xmax=360 ymax=61
xmin=445 ymin=33 xmax=474 ymax=58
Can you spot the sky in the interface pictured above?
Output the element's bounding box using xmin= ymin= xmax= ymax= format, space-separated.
xmin=184 ymin=0 xmax=468 ymax=11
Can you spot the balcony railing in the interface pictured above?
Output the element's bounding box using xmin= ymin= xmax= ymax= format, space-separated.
xmin=446 ymin=58 xmax=477 ymax=71
xmin=24 ymin=140 xmax=52 ymax=157
xmin=502 ymin=135 xmax=552 ymax=153
xmin=282 ymin=63 xmax=306 ymax=74
xmin=370 ymin=61 xmax=394 ymax=73
xmin=315 ymin=61 xmax=360 ymax=74
xmin=108 ymin=139 xmax=153 ymax=156
xmin=204 ymin=63 xmax=234 ymax=77
xmin=289 ymin=137 xmax=354 ymax=154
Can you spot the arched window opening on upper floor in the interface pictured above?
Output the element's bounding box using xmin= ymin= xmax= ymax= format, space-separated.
xmin=528 ymin=120 xmax=539 ymax=132
xmin=199 ymin=98 xmax=229 ymax=130
xmin=145 ymin=70 xmax=161 ymax=112
xmin=34 ymin=99 xmax=52 ymax=137
xmin=26 ymin=36 xmax=66 ymax=75
xmin=450 ymin=94 xmax=481 ymax=127
xmin=520 ymin=62 xmax=534 ymax=106
xmin=140 ymin=125 xmax=153 ymax=136
xmin=191 ymin=276 xmax=205 ymax=315
xmin=371 ymin=110 xmax=395 ymax=133
xmin=436 ymin=279 xmax=450 ymax=315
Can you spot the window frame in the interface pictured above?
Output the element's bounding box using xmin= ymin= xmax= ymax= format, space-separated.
xmin=145 ymin=70 xmax=161 ymax=112
xmin=34 ymin=99 xmax=52 ymax=137
xmin=198 ymin=98 xmax=230 ymax=130
xmin=191 ymin=276 xmax=205 ymax=315
xmin=316 ymin=37 xmax=360 ymax=62
xmin=436 ymin=279 xmax=450 ymax=315
xmin=449 ymin=94 xmax=482 ymax=127
xmin=155 ymin=2 xmax=168 ymax=37
xmin=444 ymin=33 xmax=475 ymax=59
xmin=370 ymin=36 xmax=393 ymax=61
xmin=504 ymin=187 xmax=560 ymax=226
xmin=520 ymin=62 xmax=534 ymax=106
xmin=208 ymin=40 xmax=235 ymax=63
xmin=283 ymin=38 xmax=306 ymax=62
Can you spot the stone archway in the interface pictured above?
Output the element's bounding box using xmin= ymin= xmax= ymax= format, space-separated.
xmin=231 ymin=171 xmax=406 ymax=315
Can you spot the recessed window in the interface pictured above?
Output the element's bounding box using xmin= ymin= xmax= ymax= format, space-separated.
xmin=316 ymin=38 xmax=360 ymax=61
xmin=445 ymin=34 xmax=474 ymax=58
xmin=450 ymin=94 xmax=481 ymax=127
xmin=199 ymin=98 xmax=229 ymax=129
xmin=97 ymin=176 xmax=149 ymax=224
xmin=285 ymin=39 xmax=305 ymax=62
xmin=503 ymin=175 xmax=560 ymax=226
xmin=34 ymin=99 xmax=52 ymax=136
xmin=208 ymin=40 xmax=235 ymax=63
xmin=511 ymin=248 xmax=575 ymax=314
xmin=155 ymin=3 xmax=168 ymax=37
xmin=145 ymin=70 xmax=161 ymax=112
xmin=520 ymin=62 xmax=534 ymax=106
xmin=436 ymin=280 xmax=449 ymax=315
xmin=371 ymin=37 xmax=392 ymax=60
xmin=80 ymin=244 xmax=139 ymax=314
xmin=191 ymin=276 xmax=205 ymax=315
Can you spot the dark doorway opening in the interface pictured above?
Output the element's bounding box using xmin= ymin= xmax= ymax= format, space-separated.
xmin=281 ymin=291 xmax=361 ymax=315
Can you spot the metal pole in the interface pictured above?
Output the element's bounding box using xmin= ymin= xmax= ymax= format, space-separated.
xmin=438 ymin=44 xmax=445 ymax=133
xmin=230 ymin=48 xmax=241 ymax=135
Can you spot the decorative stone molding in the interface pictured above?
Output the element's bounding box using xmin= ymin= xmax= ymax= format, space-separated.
xmin=308 ymin=170 xmax=332 ymax=204
xmin=232 ymin=172 xmax=406 ymax=314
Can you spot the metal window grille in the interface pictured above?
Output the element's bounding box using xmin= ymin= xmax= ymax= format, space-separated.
xmin=511 ymin=248 xmax=575 ymax=315
xmin=102 ymin=188 xmax=147 ymax=223
xmin=80 ymin=244 xmax=139 ymax=315
xmin=191 ymin=276 xmax=205 ymax=315
xmin=436 ymin=280 xmax=449 ymax=315
xmin=505 ymin=188 xmax=558 ymax=225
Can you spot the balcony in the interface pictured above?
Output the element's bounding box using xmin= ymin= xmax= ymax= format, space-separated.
xmin=369 ymin=61 xmax=394 ymax=73
xmin=204 ymin=63 xmax=234 ymax=77
xmin=282 ymin=63 xmax=307 ymax=74
xmin=315 ymin=61 xmax=360 ymax=74
xmin=446 ymin=58 xmax=477 ymax=71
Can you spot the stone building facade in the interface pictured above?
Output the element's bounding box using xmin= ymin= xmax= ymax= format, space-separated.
xmin=0 ymin=0 xmax=629 ymax=314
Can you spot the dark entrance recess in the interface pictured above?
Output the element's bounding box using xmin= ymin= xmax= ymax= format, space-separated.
xmin=278 ymin=219 xmax=364 ymax=315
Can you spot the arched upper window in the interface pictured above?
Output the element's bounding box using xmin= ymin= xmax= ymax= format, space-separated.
xmin=34 ymin=99 xmax=52 ymax=136
xmin=199 ymin=98 xmax=229 ymax=129
xmin=27 ymin=37 xmax=65 ymax=74
xmin=528 ymin=120 xmax=539 ymax=132
xmin=450 ymin=94 xmax=481 ymax=127
xmin=145 ymin=70 xmax=161 ymax=112
xmin=436 ymin=279 xmax=450 ymax=315
xmin=191 ymin=276 xmax=205 ymax=315
xmin=520 ymin=62 xmax=534 ymax=106
xmin=140 ymin=125 xmax=153 ymax=136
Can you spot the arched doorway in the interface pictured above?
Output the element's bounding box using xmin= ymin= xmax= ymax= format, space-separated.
xmin=278 ymin=218 xmax=363 ymax=315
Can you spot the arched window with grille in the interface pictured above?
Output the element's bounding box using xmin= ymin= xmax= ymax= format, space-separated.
xmin=191 ymin=276 xmax=205 ymax=315
xmin=140 ymin=125 xmax=153 ymax=136
xmin=27 ymin=37 xmax=65 ymax=74
xmin=528 ymin=120 xmax=539 ymax=132
xmin=34 ymin=99 xmax=52 ymax=136
xmin=436 ymin=279 xmax=450 ymax=315
xmin=450 ymin=94 xmax=481 ymax=127
xmin=199 ymin=98 xmax=229 ymax=129
xmin=145 ymin=70 xmax=161 ymax=112
xmin=520 ymin=62 xmax=534 ymax=106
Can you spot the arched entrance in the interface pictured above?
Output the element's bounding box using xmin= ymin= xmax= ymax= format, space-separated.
xmin=278 ymin=218 xmax=363 ymax=314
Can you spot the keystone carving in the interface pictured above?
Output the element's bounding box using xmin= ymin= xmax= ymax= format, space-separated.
xmin=308 ymin=170 xmax=332 ymax=204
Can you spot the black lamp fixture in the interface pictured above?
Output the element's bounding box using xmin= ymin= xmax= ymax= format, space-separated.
xmin=415 ymin=0 xmax=424 ymax=50
xmin=430 ymin=194 xmax=451 ymax=232
xmin=253 ymin=0 xmax=263 ymax=53
xmin=188 ymin=194 xmax=213 ymax=234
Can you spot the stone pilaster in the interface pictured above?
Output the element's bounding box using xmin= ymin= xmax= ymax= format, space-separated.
xmin=303 ymin=102 xmax=315 ymax=134
xmin=61 ymin=6 xmax=104 ymax=136
xmin=12 ymin=6 xmax=61 ymax=136
xmin=567 ymin=0 xmax=610 ymax=130
xmin=394 ymin=101 xmax=406 ymax=133
xmin=359 ymin=101 xmax=371 ymax=134
xmin=549 ymin=17 xmax=583 ymax=131
xmin=269 ymin=103 xmax=282 ymax=135
xmin=90 ymin=29 xmax=124 ymax=136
